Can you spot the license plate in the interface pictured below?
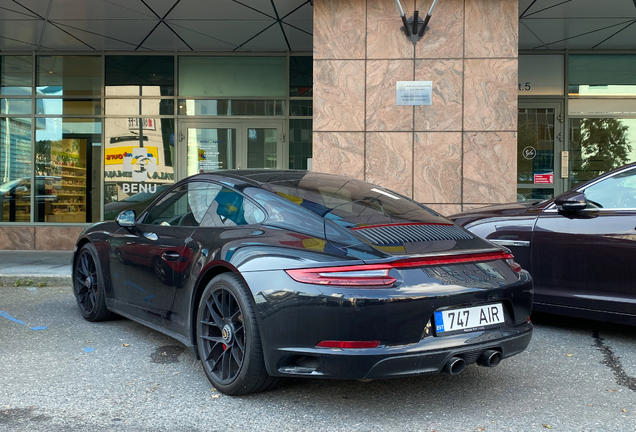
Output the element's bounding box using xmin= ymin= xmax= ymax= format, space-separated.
xmin=435 ymin=304 xmax=504 ymax=334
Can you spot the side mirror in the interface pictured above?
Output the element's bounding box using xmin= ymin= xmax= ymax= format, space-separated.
xmin=554 ymin=191 xmax=587 ymax=212
xmin=116 ymin=210 xmax=136 ymax=227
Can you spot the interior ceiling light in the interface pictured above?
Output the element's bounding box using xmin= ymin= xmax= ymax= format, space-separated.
xmin=394 ymin=0 xmax=440 ymax=45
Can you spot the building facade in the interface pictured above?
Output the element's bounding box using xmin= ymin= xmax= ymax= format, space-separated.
xmin=1 ymin=0 xmax=635 ymax=249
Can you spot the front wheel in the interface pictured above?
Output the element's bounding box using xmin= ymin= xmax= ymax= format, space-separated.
xmin=196 ymin=273 xmax=280 ymax=395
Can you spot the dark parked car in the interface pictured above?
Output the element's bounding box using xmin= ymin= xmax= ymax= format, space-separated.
xmin=450 ymin=163 xmax=636 ymax=326
xmin=72 ymin=170 xmax=533 ymax=395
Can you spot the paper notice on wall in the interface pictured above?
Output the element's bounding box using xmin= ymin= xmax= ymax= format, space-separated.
xmin=534 ymin=173 xmax=554 ymax=184
xmin=396 ymin=81 xmax=432 ymax=106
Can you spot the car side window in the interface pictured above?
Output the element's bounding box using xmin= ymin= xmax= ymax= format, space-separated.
xmin=199 ymin=187 xmax=266 ymax=227
xmin=584 ymin=168 xmax=636 ymax=209
xmin=144 ymin=182 xmax=223 ymax=227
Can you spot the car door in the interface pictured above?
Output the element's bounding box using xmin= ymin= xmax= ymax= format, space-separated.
xmin=531 ymin=166 xmax=636 ymax=315
xmin=109 ymin=181 xmax=221 ymax=313
xmin=170 ymin=184 xmax=268 ymax=319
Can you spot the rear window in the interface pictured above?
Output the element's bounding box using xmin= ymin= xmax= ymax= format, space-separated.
xmin=262 ymin=175 xmax=447 ymax=228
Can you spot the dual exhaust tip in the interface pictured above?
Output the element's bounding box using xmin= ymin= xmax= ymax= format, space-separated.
xmin=442 ymin=349 xmax=502 ymax=375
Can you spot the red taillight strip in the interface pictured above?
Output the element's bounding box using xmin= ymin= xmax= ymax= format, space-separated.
xmin=316 ymin=341 xmax=380 ymax=349
xmin=389 ymin=251 xmax=513 ymax=268
xmin=286 ymin=265 xmax=396 ymax=286
xmin=285 ymin=251 xmax=514 ymax=286
xmin=351 ymin=222 xmax=453 ymax=230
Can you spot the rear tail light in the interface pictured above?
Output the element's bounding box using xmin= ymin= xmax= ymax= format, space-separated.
xmin=504 ymin=254 xmax=522 ymax=272
xmin=286 ymin=265 xmax=396 ymax=286
xmin=285 ymin=251 xmax=520 ymax=286
xmin=316 ymin=340 xmax=380 ymax=349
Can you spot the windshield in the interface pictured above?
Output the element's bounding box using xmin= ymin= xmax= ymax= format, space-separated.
xmin=262 ymin=175 xmax=448 ymax=229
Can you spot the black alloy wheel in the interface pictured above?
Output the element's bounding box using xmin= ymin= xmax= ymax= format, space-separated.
xmin=73 ymin=243 xmax=114 ymax=322
xmin=196 ymin=273 xmax=280 ymax=395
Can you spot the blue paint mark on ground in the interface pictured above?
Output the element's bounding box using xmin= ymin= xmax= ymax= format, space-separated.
xmin=83 ymin=348 xmax=95 ymax=353
xmin=1 ymin=311 xmax=48 ymax=330
xmin=123 ymin=280 xmax=146 ymax=293
xmin=144 ymin=295 xmax=156 ymax=304
xmin=0 ymin=311 xmax=27 ymax=326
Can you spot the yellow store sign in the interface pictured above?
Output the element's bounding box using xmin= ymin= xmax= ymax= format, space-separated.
xmin=105 ymin=146 xmax=158 ymax=166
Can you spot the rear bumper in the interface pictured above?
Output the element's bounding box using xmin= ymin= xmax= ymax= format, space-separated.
xmin=271 ymin=322 xmax=532 ymax=379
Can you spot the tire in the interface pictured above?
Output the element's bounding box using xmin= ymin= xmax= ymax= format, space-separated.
xmin=73 ymin=243 xmax=115 ymax=322
xmin=196 ymin=273 xmax=281 ymax=395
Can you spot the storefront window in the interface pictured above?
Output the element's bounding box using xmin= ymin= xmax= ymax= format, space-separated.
xmin=1 ymin=118 xmax=32 ymax=222
xmin=288 ymin=119 xmax=312 ymax=170
xmin=569 ymin=118 xmax=636 ymax=186
xmin=569 ymin=55 xmax=636 ymax=97
xmin=34 ymin=119 xmax=101 ymax=223
xmin=178 ymin=99 xmax=284 ymax=116
xmin=1 ymin=99 xmax=31 ymax=115
xmin=36 ymin=56 xmax=101 ymax=96
xmin=104 ymin=118 xmax=175 ymax=220
xmin=36 ymin=99 xmax=100 ymax=115
xmin=105 ymin=56 xmax=174 ymax=96
xmin=1 ymin=56 xmax=32 ymax=96
xmin=289 ymin=56 xmax=312 ymax=97
xmin=179 ymin=57 xmax=286 ymax=97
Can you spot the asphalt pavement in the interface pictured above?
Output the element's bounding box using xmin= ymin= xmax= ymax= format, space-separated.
xmin=1 ymin=285 xmax=635 ymax=432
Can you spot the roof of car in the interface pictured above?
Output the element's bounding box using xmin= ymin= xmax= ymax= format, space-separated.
xmin=188 ymin=169 xmax=352 ymax=187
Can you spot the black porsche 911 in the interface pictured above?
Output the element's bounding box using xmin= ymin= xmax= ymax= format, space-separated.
xmin=72 ymin=170 xmax=533 ymax=395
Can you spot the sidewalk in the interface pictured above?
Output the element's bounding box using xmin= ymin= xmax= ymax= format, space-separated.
xmin=0 ymin=250 xmax=73 ymax=287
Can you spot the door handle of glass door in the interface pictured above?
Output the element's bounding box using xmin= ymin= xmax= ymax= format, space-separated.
xmin=162 ymin=251 xmax=181 ymax=261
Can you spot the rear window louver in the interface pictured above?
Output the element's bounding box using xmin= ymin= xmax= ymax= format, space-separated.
xmin=351 ymin=223 xmax=474 ymax=245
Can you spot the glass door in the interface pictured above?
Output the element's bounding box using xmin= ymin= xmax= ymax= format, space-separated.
xmin=243 ymin=123 xmax=284 ymax=169
xmin=182 ymin=121 xmax=284 ymax=176
xmin=185 ymin=123 xmax=237 ymax=175
xmin=517 ymin=102 xmax=564 ymax=200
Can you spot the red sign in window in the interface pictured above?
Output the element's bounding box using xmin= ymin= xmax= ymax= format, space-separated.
xmin=534 ymin=174 xmax=554 ymax=184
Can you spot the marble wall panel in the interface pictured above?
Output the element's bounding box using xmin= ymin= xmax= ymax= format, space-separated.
xmin=0 ymin=227 xmax=35 ymax=250
xmin=463 ymin=132 xmax=517 ymax=204
xmin=366 ymin=60 xmax=414 ymax=131
xmin=465 ymin=0 xmax=518 ymax=58
xmin=414 ymin=59 xmax=463 ymax=131
xmin=35 ymin=227 xmax=83 ymax=250
xmin=367 ymin=0 xmax=415 ymax=59
xmin=422 ymin=203 xmax=462 ymax=217
xmin=312 ymin=132 xmax=365 ymax=179
xmin=314 ymin=60 xmax=365 ymax=131
xmin=415 ymin=0 xmax=464 ymax=59
xmin=413 ymin=132 xmax=462 ymax=203
xmin=462 ymin=203 xmax=488 ymax=212
xmin=365 ymin=132 xmax=413 ymax=197
xmin=463 ymin=58 xmax=517 ymax=131
xmin=314 ymin=0 xmax=366 ymax=59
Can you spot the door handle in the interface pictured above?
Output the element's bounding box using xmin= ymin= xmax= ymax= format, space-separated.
xmin=162 ymin=251 xmax=181 ymax=261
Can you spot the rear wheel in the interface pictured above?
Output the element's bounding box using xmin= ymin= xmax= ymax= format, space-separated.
xmin=196 ymin=273 xmax=280 ymax=395
xmin=73 ymin=243 xmax=115 ymax=322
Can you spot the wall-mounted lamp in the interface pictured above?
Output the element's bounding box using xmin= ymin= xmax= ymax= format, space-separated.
xmin=394 ymin=0 xmax=440 ymax=45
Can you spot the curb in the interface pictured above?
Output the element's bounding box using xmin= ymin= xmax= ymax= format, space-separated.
xmin=0 ymin=274 xmax=72 ymax=287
